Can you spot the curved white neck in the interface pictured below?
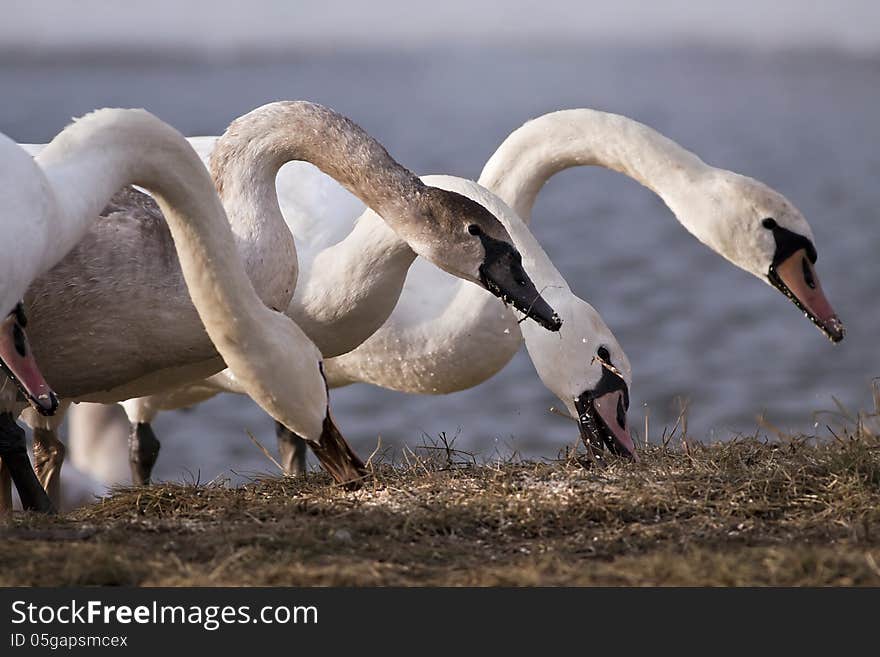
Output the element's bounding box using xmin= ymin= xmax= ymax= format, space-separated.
xmin=194 ymin=130 xmax=296 ymax=311
xmin=478 ymin=109 xmax=709 ymax=228
xmin=290 ymin=216 xmax=417 ymax=356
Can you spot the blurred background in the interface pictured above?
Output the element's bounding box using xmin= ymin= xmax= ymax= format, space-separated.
xmin=2 ymin=1 xmax=879 ymax=499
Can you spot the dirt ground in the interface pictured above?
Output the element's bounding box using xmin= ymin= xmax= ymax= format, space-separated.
xmin=2 ymin=426 xmax=879 ymax=586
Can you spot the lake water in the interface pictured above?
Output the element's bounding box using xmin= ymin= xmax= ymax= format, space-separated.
xmin=2 ymin=46 xmax=878 ymax=500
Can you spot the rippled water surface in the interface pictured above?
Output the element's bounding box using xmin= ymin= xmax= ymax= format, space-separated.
xmin=2 ymin=46 xmax=878 ymax=495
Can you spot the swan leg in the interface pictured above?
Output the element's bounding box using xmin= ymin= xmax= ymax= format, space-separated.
xmin=0 ymin=458 xmax=12 ymax=515
xmin=32 ymin=428 xmax=66 ymax=509
xmin=128 ymin=422 xmax=161 ymax=486
xmin=0 ymin=413 xmax=54 ymax=513
xmin=275 ymin=420 xmax=308 ymax=476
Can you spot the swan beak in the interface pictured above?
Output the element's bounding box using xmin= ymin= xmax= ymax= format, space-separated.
xmin=0 ymin=304 xmax=59 ymax=416
xmin=308 ymin=411 xmax=367 ymax=490
xmin=769 ymin=248 xmax=845 ymax=343
xmin=574 ymin=389 xmax=638 ymax=462
xmin=478 ymin=240 xmax=562 ymax=332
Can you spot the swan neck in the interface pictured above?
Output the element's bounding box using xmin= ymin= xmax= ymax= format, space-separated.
xmin=291 ymin=214 xmax=417 ymax=356
xmin=210 ymin=102 xmax=426 ymax=233
xmin=35 ymin=137 xmax=132 ymax=273
xmin=478 ymin=109 xmax=708 ymax=223
xmin=328 ymin=214 xmax=417 ymax=274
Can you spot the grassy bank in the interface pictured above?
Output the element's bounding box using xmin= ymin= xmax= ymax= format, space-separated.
xmin=1 ymin=428 xmax=879 ymax=586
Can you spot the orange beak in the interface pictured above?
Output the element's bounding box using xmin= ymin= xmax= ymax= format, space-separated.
xmin=0 ymin=307 xmax=58 ymax=415
xmin=770 ymin=248 xmax=845 ymax=342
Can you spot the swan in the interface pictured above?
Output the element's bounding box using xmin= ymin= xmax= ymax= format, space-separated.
xmin=17 ymin=101 xmax=560 ymax=503
xmin=68 ymin=107 xmax=845 ymax=488
xmin=0 ymin=106 xmax=370 ymax=512
xmin=324 ymin=108 xmax=843 ymax=386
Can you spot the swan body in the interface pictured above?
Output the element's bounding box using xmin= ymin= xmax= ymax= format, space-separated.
xmin=1 ymin=107 xmax=363 ymax=510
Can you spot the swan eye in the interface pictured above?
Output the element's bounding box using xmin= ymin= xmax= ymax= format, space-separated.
xmin=467 ymin=224 xmax=482 ymax=236
xmin=762 ymin=217 xmax=777 ymax=229
xmin=597 ymin=346 xmax=610 ymax=361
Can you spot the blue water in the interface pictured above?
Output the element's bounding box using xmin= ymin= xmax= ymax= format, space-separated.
xmin=2 ymin=46 xmax=879 ymax=497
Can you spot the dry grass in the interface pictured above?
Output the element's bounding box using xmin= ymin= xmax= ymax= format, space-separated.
xmin=1 ymin=422 xmax=879 ymax=586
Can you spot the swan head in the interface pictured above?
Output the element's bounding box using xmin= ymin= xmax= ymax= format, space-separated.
xmin=294 ymin=361 xmax=366 ymax=489
xmin=682 ymin=170 xmax=843 ymax=342
xmin=412 ymin=186 xmax=562 ymax=332
xmin=521 ymin=296 xmax=637 ymax=461
xmin=0 ymin=302 xmax=59 ymax=416
xmin=309 ymin=402 xmax=367 ymax=490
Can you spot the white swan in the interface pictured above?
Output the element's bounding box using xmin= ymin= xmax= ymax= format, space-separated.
xmin=0 ymin=107 xmax=367 ymax=512
xmin=69 ymin=108 xmax=844 ymax=488
xmin=18 ymin=101 xmax=560 ymax=501
xmin=329 ymin=109 xmax=843 ymax=390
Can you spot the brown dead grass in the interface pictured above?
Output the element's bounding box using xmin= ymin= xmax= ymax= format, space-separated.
xmin=1 ymin=426 xmax=879 ymax=586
